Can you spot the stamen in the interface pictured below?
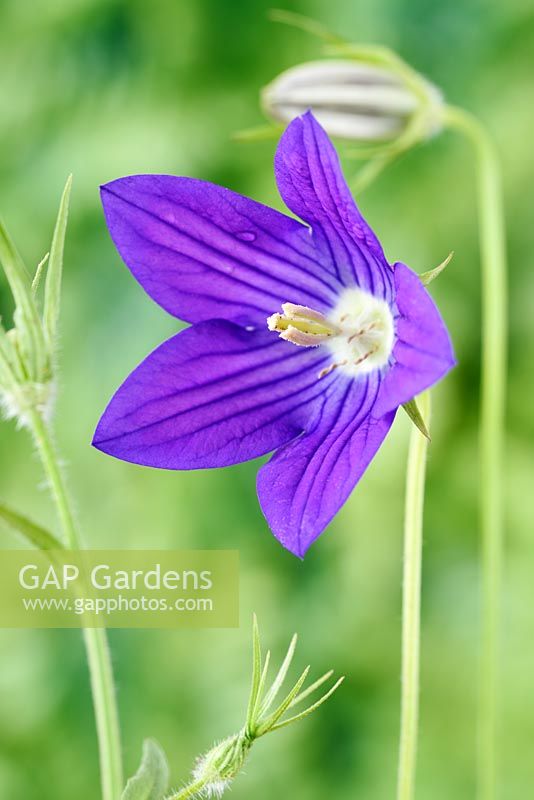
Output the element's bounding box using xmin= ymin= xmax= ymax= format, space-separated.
xmin=353 ymin=347 xmax=377 ymax=366
xmin=267 ymin=288 xmax=394 ymax=379
xmin=318 ymin=360 xmax=348 ymax=379
xmin=347 ymin=322 xmax=379 ymax=343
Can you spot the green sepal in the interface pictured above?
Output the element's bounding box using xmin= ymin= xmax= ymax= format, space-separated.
xmin=0 ymin=217 xmax=46 ymax=380
xmin=402 ymin=399 xmax=431 ymax=441
xmin=270 ymin=675 xmax=345 ymax=732
xmin=32 ymin=253 xmax=50 ymax=295
xmin=420 ymin=252 xmax=454 ymax=286
xmin=0 ymin=502 xmax=63 ymax=550
xmin=167 ymin=618 xmax=343 ymax=800
xmin=245 ymin=613 xmax=263 ymax=735
xmin=44 ymin=175 xmax=72 ymax=349
xmin=259 ymin=633 xmax=297 ymax=715
xmin=0 ymin=319 xmax=15 ymax=383
xmin=122 ymin=739 xmax=169 ymax=800
xmin=256 ymin=664 xmax=310 ymax=736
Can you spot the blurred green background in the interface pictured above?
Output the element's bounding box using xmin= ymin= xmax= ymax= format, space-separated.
xmin=0 ymin=0 xmax=533 ymax=798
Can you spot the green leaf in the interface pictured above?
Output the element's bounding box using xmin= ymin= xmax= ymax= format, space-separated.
xmin=402 ymin=399 xmax=431 ymax=441
xmin=420 ymin=251 xmax=454 ymax=286
xmin=0 ymin=502 xmax=63 ymax=550
xmin=122 ymin=739 xmax=169 ymax=800
xmin=44 ymin=175 xmax=72 ymax=348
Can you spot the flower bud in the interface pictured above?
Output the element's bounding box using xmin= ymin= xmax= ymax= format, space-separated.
xmin=0 ymin=177 xmax=71 ymax=426
xmin=168 ymin=617 xmax=344 ymax=800
xmin=262 ymin=58 xmax=442 ymax=144
xmin=192 ymin=732 xmax=251 ymax=798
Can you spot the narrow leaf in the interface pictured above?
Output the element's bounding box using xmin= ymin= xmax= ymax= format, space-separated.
xmin=44 ymin=175 xmax=72 ymax=347
xmin=402 ymin=399 xmax=431 ymax=441
xmin=0 ymin=502 xmax=63 ymax=550
xmin=271 ymin=676 xmax=345 ymax=732
xmin=260 ymin=633 xmax=297 ymax=715
xmin=122 ymin=739 xmax=169 ymax=800
xmin=420 ymin=251 xmax=454 ymax=286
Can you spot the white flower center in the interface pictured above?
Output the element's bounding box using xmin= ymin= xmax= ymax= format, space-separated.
xmin=324 ymin=287 xmax=394 ymax=377
xmin=267 ymin=288 xmax=394 ymax=379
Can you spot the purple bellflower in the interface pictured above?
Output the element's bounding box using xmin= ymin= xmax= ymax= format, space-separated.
xmin=93 ymin=112 xmax=454 ymax=557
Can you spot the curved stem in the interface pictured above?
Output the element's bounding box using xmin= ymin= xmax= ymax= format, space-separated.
xmin=442 ymin=105 xmax=507 ymax=800
xmin=397 ymin=391 xmax=431 ymax=800
xmin=28 ymin=409 xmax=123 ymax=800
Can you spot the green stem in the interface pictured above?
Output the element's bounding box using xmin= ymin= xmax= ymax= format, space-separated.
xmin=397 ymin=391 xmax=431 ymax=800
xmin=167 ymin=778 xmax=206 ymax=800
xmin=27 ymin=409 xmax=123 ymax=800
xmin=442 ymin=105 xmax=507 ymax=800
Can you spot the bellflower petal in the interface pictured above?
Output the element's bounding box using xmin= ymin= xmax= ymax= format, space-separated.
xmin=101 ymin=176 xmax=339 ymax=328
xmin=257 ymin=375 xmax=396 ymax=557
xmin=274 ymin=111 xmax=394 ymax=301
xmin=374 ymin=262 xmax=456 ymax=416
xmin=93 ymin=320 xmax=335 ymax=470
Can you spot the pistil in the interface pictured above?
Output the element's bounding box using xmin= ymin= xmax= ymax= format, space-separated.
xmin=267 ymin=303 xmax=340 ymax=346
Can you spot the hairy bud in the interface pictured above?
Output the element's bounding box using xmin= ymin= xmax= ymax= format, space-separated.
xmin=165 ymin=617 xmax=344 ymax=800
xmin=0 ymin=176 xmax=71 ymax=426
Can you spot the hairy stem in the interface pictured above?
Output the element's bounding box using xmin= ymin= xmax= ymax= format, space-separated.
xmin=167 ymin=778 xmax=206 ymax=800
xmin=443 ymin=105 xmax=507 ymax=800
xmin=397 ymin=391 xmax=431 ymax=800
xmin=28 ymin=409 xmax=123 ymax=800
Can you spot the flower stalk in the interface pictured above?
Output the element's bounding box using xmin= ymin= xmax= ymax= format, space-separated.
xmin=397 ymin=391 xmax=431 ymax=800
xmin=27 ymin=408 xmax=124 ymax=800
xmin=442 ymin=105 xmax=507 ymax=800
xmin=0 ymin=180 xmax=124 ymax=800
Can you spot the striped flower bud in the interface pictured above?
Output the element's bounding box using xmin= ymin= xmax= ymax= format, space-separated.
xmin=262 ymin=58 xmax=442 ymax=144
